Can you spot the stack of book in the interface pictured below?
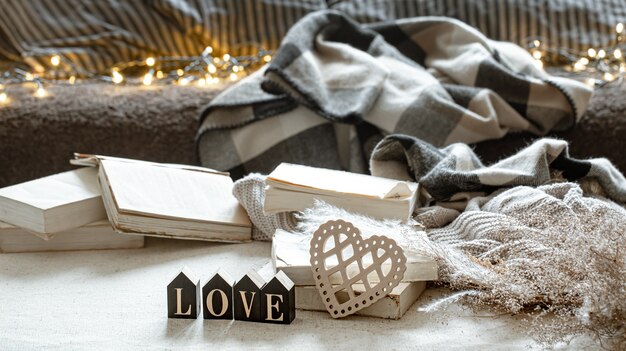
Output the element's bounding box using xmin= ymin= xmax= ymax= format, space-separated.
xmin=271 ymin=229 xmax=437 ymax=319
xmin=0 ymin=155 xmax=252 ymax=253
xmin=262 ymin=163 xmax=435 ymax=318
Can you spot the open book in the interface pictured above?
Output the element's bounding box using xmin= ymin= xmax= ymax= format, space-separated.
xmin=272 ymin=229 xmax=438 ymax=286
xmin=72 ymin=154 xmax=252 ymax=242
xmin=264 ymin=163 xmax=420 ymax=221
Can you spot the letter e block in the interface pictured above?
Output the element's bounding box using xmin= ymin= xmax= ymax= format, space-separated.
xmin=261 ymin=270 xmax=295 ymax=324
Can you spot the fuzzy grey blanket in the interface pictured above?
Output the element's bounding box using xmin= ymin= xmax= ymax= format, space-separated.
xmin=198 ymin=10 xmax=592 ymax=178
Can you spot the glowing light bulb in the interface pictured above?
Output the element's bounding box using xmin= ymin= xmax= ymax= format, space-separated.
xmin=598 ymin=49 xmax=606 ymax=58
xmin=588 ymin=48 xmax=597 ymax=58
xmin=223 ymin=54 xmax=231 ymax=61
xmin=196 ymin=78 xmax=206 ymax=87
xmin=68 ymin=76 xmax=76 ymax=85
xmin=615 ymin=49 xmax=622 ymax=59
xmin=177 ymin=77 xmax=190 ymax=86
xmin=0 ymin=92 xmax=7 ymax=104
xmin=603 ymin=72 xmax=615 ymax=81
xmin=156 ymin=70 xmax=164 ymax=79
xmin=204 ymin=46 xmax=213 ymax=54
xmin=145 ymin=57 xmax=156 ymax=67
xmin=532 ymin=50 xmax=542 ymax=60
xmin=35 ymin=86 xmax=47 ymax=98
xmin=25 ymin=73 xmax=34 ymax=81
xmin=617 ymin=23 xmax=624 ymax=34
xmin=142 ymin=72 xmax=153 ymax=86
xmin=111 ymin=70 xmax=124 ymax=84
xmin=584 ymin=78 xmax=596 ymax=87
xmin=229 ymin=73 xmax=238 ymax=81
xmin=50 ymin=55 xmax=61 ymax=66
xmin=176 ymin=69 xmax=184 ymax=76
xmin=532 ymin=40 xmax=541 ymax=48
xmin=573 ymin=60 xmax=585 ymax=71
xmin=263 ymin=55 xmax=272 ymax=63
xmin=533 ymin=59 xmax=543 ymax=69
xmin=232 ymin=65 xmax=239 ymax=73
xmin=211 ymin=77 xmax=220 ymax=84
xmin=580 ymin=57 xmax=589 ymax=65
xmin=207 ymin=64 xmax=217 ymax=74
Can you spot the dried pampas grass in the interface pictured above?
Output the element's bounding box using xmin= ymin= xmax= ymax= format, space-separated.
xmin=296 ymin=182 xmax=626 ymax=349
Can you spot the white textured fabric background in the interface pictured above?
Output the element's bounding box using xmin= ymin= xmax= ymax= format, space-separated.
xmin=0 ymin=238 xmax=597 ymax=350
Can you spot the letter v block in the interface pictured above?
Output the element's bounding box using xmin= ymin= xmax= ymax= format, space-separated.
xmin=261 ymin=270 xmax=295 ymax=324
xmin=203 ymin=269 xmax=235 ymax=320
xmin=167 ymin=266 xmax=201 ymax=319
xmin=233 ymin=270 xmax=265 ymax=322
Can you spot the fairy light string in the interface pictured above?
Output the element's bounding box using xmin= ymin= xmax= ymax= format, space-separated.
xmin=528 ymin=22 xmax=626 ymax=87
xmin=1 ymin=23 xmax=625 ymax=106
xmin=0 ymin=44 xmax=272 ymax=105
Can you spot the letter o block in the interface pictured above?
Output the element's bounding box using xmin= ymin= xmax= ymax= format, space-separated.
xmin=202 ymin=269 xmax=235 ymax=320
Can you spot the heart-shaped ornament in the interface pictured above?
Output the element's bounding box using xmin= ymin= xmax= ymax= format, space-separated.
xmin=309 ymin=219 xmax=407 ymax=318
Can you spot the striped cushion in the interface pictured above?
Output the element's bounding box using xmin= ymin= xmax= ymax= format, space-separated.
xmin=1 ymin=0 xmax=623 ymax=74
xmin=0 ymin=0 xmax=325 ymax=73
xmin=329 ymin=0 xmax=626 ymax=53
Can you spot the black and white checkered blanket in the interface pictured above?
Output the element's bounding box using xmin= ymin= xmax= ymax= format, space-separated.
xmin=197 ymin=10 xmax=592 ymax=179
xmin=370 ymin=136 xmax=626 ymax=203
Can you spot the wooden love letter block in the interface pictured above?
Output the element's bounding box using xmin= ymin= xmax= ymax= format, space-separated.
xmin=310 ymin=220 xmax=407 ymax=318
xmin=233 ymin=270 xmax=265 ymax=322
xmin=203 ymin=269 xmax=235 ymax=320
xmin=261 ymin=270 xmax=295 ymax=324
xmin=167 ymin=266 xmax=201 ymax=319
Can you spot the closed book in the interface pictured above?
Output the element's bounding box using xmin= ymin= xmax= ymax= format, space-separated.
xmin=272 ymin=230 xmax=438 ymax=286
xmin=264 ymin=163 xmax=420 ymax=222
xmin=72 ymin=154 xmax=252 ymax=242
xmin=0 ymin=220 xmax=144 ymax=253
xmin=0 ymin=168 xmax=106 ymax=235
xmin=295 ymin=282 xmax=426 ymax=320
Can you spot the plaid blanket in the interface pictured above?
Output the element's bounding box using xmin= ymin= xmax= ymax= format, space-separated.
xmin=197 ymin=10 xmax=592 ymax=179
xmin=370 ymin=137 xmax=626 ymax=204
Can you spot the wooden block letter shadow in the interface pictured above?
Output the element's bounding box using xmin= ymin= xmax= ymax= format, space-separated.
xmin=167 ymin=266 xmax=201 ymax=319
xmin=261 ymin=270 xmax=296 ymax=324
xmin=233 ymin=270 xmax=265 ymax=322
xmin=203 ymin=269 xmax=235 ymax=320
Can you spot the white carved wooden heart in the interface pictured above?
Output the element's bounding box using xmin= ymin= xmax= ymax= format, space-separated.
xmin=309 ymin=219 xmax=407 ymax=318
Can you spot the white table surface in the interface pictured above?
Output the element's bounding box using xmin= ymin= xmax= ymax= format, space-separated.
xmin=0 ymin=237 xmax=598 ymax=350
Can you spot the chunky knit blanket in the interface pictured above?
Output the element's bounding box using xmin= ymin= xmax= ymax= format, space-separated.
xmin=198 ymin=10 xmax=592 ymax=178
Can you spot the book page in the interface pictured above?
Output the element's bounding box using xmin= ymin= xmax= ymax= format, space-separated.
xmin=100 ymin=159 xmax=250 ymax=227
xmin=267 ymin=163 xmax=417 ymax=199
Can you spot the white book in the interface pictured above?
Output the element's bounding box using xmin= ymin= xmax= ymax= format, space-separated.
xmin=0 ymin=168 xmax=106 ymax=235
xmin=0 ymin=220 xmax=144 ymax=253
xmin=296 ymin=282 xmax=426 ymax=319
xmin=256 ymin=262 xmax=425 ymax=319
xmin=272 ymin=230 xmax=438 ymax=286
xmin=264 ymin=163 xmax=420 ymax=221
xmin=72 ymin=154 xmax=252 ymax=242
